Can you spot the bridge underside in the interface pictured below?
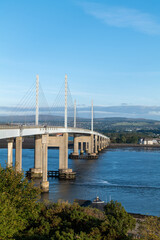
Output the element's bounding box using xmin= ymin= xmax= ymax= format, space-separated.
xmin=1 ymin=125 xmax=110 ymax=192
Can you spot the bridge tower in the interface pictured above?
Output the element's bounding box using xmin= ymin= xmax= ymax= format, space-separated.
xmin=91 ymin=100 xmax=93 ymax=132
xmin=74 ymin=99 xmax=76 ymax=128
xmin=65 ymin=74 xmax=67 ymax=128
xmin=35 ymin=74 xmax=39 ymax=126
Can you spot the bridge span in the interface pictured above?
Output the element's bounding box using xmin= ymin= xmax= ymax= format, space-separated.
xmin=0 ymin=125 xmax=109 ymax=140
xmin=0 ymin=74 xmax=110 ymax=192
xmin=0 ymin=125 xmax=110 ymax=192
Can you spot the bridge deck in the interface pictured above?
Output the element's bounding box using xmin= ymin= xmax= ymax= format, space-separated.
xmin=0 ymin=125 xmax=109 ymax=140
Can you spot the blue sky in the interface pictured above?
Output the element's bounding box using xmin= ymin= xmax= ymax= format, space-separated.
xmin=1 ymin=0 xmax=160 ymax=110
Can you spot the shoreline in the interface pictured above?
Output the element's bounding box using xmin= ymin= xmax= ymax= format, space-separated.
xmin=108 ymin=143 xmax=160 ymax=149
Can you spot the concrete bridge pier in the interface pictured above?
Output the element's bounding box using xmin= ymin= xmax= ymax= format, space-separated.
xmin=80 ymin=142 xmax=84 ymax=155
xmin=103 ymin=138 xmax=105 ymax=149
xmin=85 ymin=142 xmax=88 ymax=153
xmin=88 ymin=136 xmax=96 ymax=156
xmin=59 ymin=133 xmax=75 ymax=179
xmin=98 ymin=136 xmax=101 ymax=152
xmin=103 ymin=138 xmax=105 ymax=148
xmin=48 ymin=133 xmax=74 ymax=179
xmin=41 ymin=134 xmax=49 ymax=192
xmin=15 ymin=137 xmax=22 ymax=172
xmin=71 ymin=135 xmax=97 ymax=159
xmin=87 ymin=139 xmax=92 ymax=155
xmin=101 ymin=138 xmax=103 ymax=150
xmin=59 ymin=133 xmax=72 ymax=175
xmin=88 ymin=135 xmax=97 ymax=157
xmin=95 ymin=135 xmax=98 ymax=154
xmin=91 ymin=134 xmax=94 ymax=154
xmin=101 ymin=138 xmax=104 ymax=150
xmin=7 ymin=138 xmax=14 ymax=167
xmin=30 ymin=135 xmax=42 ymax=178
xmin=72 ymin=135 xmax=79 ymax=157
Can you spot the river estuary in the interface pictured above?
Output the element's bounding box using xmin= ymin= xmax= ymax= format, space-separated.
xmin=0 ymin=147 xmax=160 ymax=216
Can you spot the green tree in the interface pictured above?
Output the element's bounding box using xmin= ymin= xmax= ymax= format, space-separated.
xmin=104 ymin=200 xmax=136 ymax=239
xmin=0 ymin=167 xmax=41 ymax=239
xmin=0 ymin=167 xmax=136 ymax=240
xmin=0 ymin=193 xmax=26 ymax=240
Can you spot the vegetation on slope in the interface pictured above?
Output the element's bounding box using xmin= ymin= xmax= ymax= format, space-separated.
xmin=0 ymin=167 xmax=159 ymax=240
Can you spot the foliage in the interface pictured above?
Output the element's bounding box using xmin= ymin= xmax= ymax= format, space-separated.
xmin=0 ymin=193 xmax=26 ymax=239
xmin=138 ymin=216 xmax=160 ymax=240
xmin=0 ymin=166 xmax=41 ymax=239
xmin=18 ymin=202 xmax=105 ymax=239
xmin=104 ymin=200 xmax=136 ymax=239
xmin=0 ymin=167 xmax=136 ymax=240
xmin=107 ymin=132 xmax=147 ymax=144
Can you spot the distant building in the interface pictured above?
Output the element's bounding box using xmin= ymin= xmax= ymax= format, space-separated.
xmin=139 ymin=138 xmax=159 ymax=145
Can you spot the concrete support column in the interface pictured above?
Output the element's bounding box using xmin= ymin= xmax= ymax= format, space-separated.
xmin=85 ymin=142 xmax=88 ymax=153
xmin=15 ymin=137 xmax=22 ymax=172
xmin=103 ymin=139 xmax=105 ymax=148
xmin=80 ymin=142 xmax=84 ymax=155
xmin=104 ymin=138 xmax=106 ymax=148
xmin=88 ymin=138 xmax=92 ymax=154
xmin=59 ymin=133 xmax=68 ymax=169
xmin=98 ymin=136 xmax=101 ymax=152
xmin=7 ymin=139 xmax=14 ymax=167
xmin=72 ymin=136 xmax=79 ymax=156
xmin=101 ymin=138 xmax=104 ymax=150
xmin=41 ymin=134 xmax=49 ymax=192
xmin=31 ymin=135 xmax=42 ymax=178
xmin=95 ymin=135 xmax=98 ymax=154
xmin=91 ymin=135 xmax=94 ymax=154
xmin=59 ymin=133 xmax=72 ymax=176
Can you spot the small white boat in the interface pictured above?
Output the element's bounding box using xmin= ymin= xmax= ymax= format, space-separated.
xmin=92 ymin=196 xmax=104 ymax=204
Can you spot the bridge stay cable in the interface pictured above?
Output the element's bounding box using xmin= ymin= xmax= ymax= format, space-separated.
xmin=51 ymin=76 xmax=74 ymax=128
xmin=10 ymin=78 xmax=51 ymax=125
xmin=11 ymin=81 xmax=36 ymax=124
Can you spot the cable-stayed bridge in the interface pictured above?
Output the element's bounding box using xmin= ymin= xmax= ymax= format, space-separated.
xmin=0 ymin=74 xmax=110 ymax=192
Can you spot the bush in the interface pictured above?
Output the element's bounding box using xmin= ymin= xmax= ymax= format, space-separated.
xmin=0 ymin=193 xmax=26 ymax=239
xmin=104 ymin=200 xmax=136 ymax=239
xmin=0 ymin=167 xmax=136 ymax=240
xmin=138 ymin=216 xmax=160 ymax=239
xmin=0 ymin=167 xmax=41 ymax=239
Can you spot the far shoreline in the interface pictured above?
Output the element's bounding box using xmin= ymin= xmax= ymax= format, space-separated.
xmin=1 ymin=138 xmax=160 ymax=149
xmin=108 ymin=143 xmax=160 ymax=148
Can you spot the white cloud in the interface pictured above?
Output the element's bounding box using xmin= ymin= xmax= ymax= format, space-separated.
xmin=80 ymin=2 xmax=160 ymax=35
xmin=149 ymin=111 xmax=160 ymax=116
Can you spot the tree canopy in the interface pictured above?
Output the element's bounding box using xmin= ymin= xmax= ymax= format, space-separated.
xmin=0 ymin=167 xmax=137 ymax=240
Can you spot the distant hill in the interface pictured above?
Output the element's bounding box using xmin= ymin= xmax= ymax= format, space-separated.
xmin=1 ymin=105 xmax=160 ymax=133
xmin=1 ymin=105 xmax=160 ymax=120
xmin=1 ymin=114 xmax=160 ymax=134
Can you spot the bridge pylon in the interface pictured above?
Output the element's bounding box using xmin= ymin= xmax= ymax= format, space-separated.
xmin=74 ymin=99 xmax=76 ymax=128
xmin=91 ymin=100 xmax=93 ymax=132
xmin=35 ymin=74 xmax=39 ymax=126
xmin=65 ymin=74 xmax=68 ymax=128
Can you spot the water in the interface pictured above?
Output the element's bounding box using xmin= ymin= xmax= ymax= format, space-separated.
xmin=0 ymin=147 xmax=160 ymax=216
